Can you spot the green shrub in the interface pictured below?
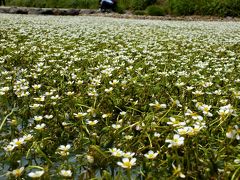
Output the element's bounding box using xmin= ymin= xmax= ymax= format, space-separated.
xmin=6 ymin=0 xmax=99 ymax=9
xmin=190 ymin=0 xmax=240 ymax=17
xmin=74 ymin=0 xmax=99 ymax=9
xmin=146 ymin=5 xmax=165 ymax=16
xmin=115 ymin=5 xmax=125 ymax=14
xmin=45 ymin=0 xmax=58 ymax=8
xmin=117 ymin=0 xmax=134 ymax=10
xmin=7 ymin=0 xmax=24 ymax=6
xmin=133 ymin=10 xmax=146 ymax=15
xmin=220 ymin=0 xmax=240 ymax=16
xmin=166 ymin=0 xmax=240 ymax=17
xmin=131 ymin=0 xmax=156 ymax=10
xmin=167 ymin=0 xmax=196 ymax=15
xmin=32 ymin=0 xmax=47 ymax=8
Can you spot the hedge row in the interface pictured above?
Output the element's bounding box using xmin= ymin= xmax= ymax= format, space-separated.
xmin=5 ymin=0 xmax=240 ymax=16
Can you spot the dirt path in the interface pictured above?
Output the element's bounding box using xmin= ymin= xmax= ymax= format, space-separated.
xmin=85 ymin=12 xmax=240 ymax=22
xmin=0 ymin=6 xmax=240 ymax=21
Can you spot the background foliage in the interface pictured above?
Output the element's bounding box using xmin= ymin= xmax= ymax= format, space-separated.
xmin=5 ymin=0 xmax=240 ymax=16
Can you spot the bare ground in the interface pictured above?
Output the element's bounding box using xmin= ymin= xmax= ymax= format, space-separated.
xmin=0 ymin=6 xmax=240 ymax=21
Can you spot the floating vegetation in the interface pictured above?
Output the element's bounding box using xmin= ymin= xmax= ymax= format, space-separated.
xmin=0 ymin=14 xmax=240 ymax=179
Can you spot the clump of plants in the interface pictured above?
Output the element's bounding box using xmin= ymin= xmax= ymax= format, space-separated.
xmin=146 ymin=5 xmax=165 ymax=16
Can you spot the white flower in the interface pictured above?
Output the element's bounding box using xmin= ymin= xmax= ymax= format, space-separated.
xmin=104 ymin=87 xmax=113 ymax=93
xmin=154 ymin=132 xmax=160 ymax=137
xmin=123 ymin=152 xmax=135 ymax=158
xmin=192 ymin=124 xmax=204 ymax=135
xmin=172 ymin=99 xmax=182 ymax=107
xmin=76 ymin=80 xmax=84 ymax=85
xmin=86 ymin=155 xmax=94 ymax=163
xmin=29 ymin=103 xmax=43 ymax=109
xmin=219 ymin=99 xmax=228 ymax=104
xmin=195 ymin=102 xmax=204 ymax=109
xmin=176 ymin=127 xmax=192 ymax=135
xmin=172 ymin=164 xmax=185 ymax=178
xmin=233 ymin=91 xmax=240 ymax=99
xmin=117 ymin=158 xmax=136 ymax=169
xmin=88 ymin=89 xmax=98 ymax=97
xmin=16 ymin=91 xmax=30 ymax=97
xmin=62 ymin=122 xmax=70 ymax=126
xmin=185 ymin=109 xmax=203 ymax=120
xmin=192 ymin=90 xmax=204 ymax=96
xmin=4 ymin=144 xmax=16 ymax=152
xmin=58 ymin=144 xmax=71 ymax=156
xmin=28 ymin=170 xmax=44 ymax=178
xmin=33 ymin=96 xmax=45 ymax=102
xmin=34 ymin=116 xmax=43 ymax=121
xmin=213 ymin=89 xmax=222 ymax=95
xmin=0 ymin=86 xmax=10 ymax=92
xmin=87 ymin=107 xmax=97 ymax=117
xmin=44 ymin=91 xmax=53 ymax=96
xmin=10 ymin=138 xmax=25 ymax=147
xmin=144 ymin=150 xmax=158 ymax=159
xmin=125 ymin=135 xmax=133 ymax=140
xmin=44 ymin=115 xmax=53 ymax=119
xmin=23 ymin=134 xmax=33 ymax=141
xmin=186 ymin=86 xmax=194 ymax=91
xmin=198 ymin=104 xmax=212 ymax=117
xmin=74 ymin=112 xmax=87 ymax=118
xmin=226 ymin=129 xmax=236 ymax=139
xmin=218 ymin=104 xmax=235 ymax=117
xmin=175 ymin=82 xmax=185 ymax=87
xmin=120 ymin=111 xmax=127 ymax=116
xmin=112 ymin=124 xmax=121 ymax=129
xmin=58 ymin=144 xmax=71 ymax=151
xmin=102 ymin=113 xmax=112 ymax=118
xmin=165 ymin=134 xmax=184 ymax=148
xmin=58 ymin=151 xmax=69 ymax=156
xmin=234 ymin=158 xmax=240 ymax=164
xmin=218 ymin=109 xmax=229 ymax=117
xmin=0 ymin=87 xmax=10 ymax=95
xmin=12 ymin=167 xmax=24 ymax=177
xmin=167 ymin=117 xmax=186 ymax=127
xmin=66 ymin=91 xmax=74 ymax=96
xmin=34 ymin=123 xmax=46 ymax=130
xmin=50 ymin=95 xmax=60 ymax=100
xmin=226 ymin=125 xmax=240 ymax=140
xmin=86 ymin=119 xmax=98 ymax=126
xmin=32 ymin=84 xmax=42 ymax=90
xmin=109 ymin=79 xmax=119 ymax=85
xmin=149 ymin=100 xmax=167 ymax=109
xmin=109 ymin=148 xmax=123 ymax=157
xmin=59 ymin=169 xmax=72 ymax=177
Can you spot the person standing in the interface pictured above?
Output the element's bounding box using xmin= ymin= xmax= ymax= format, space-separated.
xmin=100 ymin=0 xmax=115 ymax=12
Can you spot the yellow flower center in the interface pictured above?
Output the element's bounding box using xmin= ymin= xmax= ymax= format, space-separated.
xmin=203 ymin=107 xmax=209 ymax=112
xmin=148 ymin=154 xmax=154 ymax=159
xmin=16 ymin=141 xmax=22 ymax=146
xmin=14 ymin=169 xmax=21 ymax=176
xmin=123 ymin=161 xmax=132 ymax=168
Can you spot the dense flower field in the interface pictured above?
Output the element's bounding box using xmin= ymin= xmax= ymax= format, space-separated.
xmin=0 ymin=14 xmax=240 ymax=179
